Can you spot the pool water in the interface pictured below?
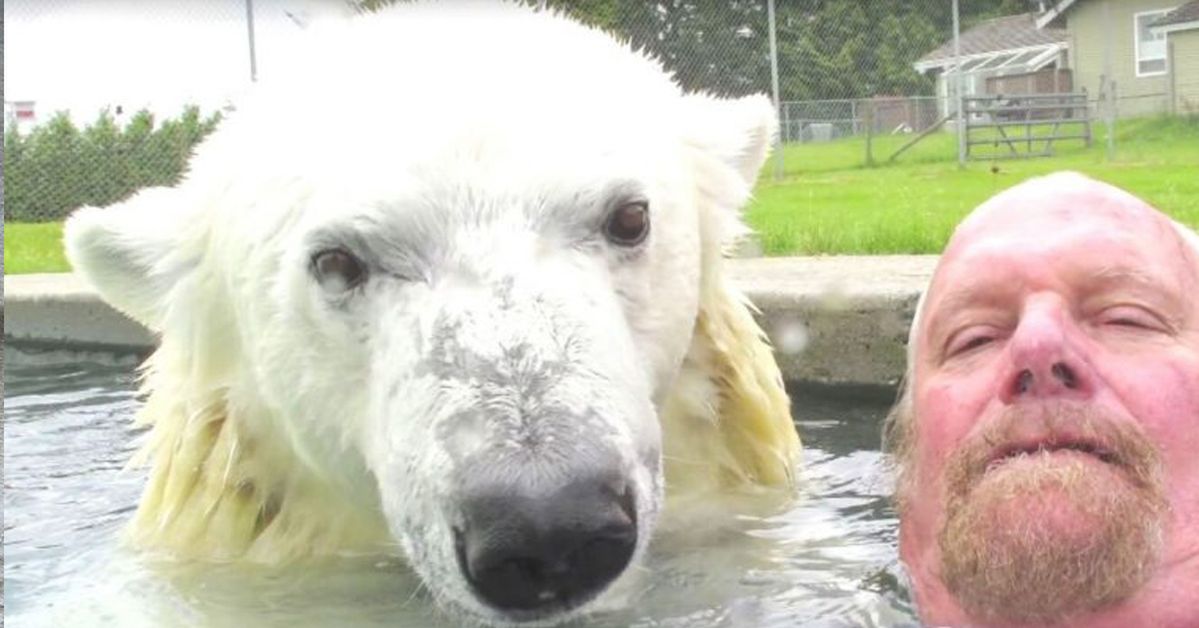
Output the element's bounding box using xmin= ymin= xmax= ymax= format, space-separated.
xmin=3 ymin=345 xmax=917 ymax=627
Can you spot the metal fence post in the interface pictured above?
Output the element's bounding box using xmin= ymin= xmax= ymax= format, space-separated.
xmin=1107 ymin=80 xmax=1117 ymax=158
xmin=245 ymin=0 xmax=258 ymax=83
xmin=1167 ymin=40 xmax=1176 ymax=115
xmin=767 ymin=0 xmax=783 ymax=182
xmin=865 ymin=100 xmax=875 ymax=166
xmin=953 ymin=0 xmax=965 ymax=167
xmin=1103 ymin=0 xmax=1114 ymax=158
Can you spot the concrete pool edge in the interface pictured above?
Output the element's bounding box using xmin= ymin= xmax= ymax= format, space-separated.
xmin=4 ymin=256 xmax=938 ymax=386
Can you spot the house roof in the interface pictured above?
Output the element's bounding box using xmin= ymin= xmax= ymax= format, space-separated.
xmin=1036 ymin=0 xmax=1079 ymax=29
xmin=914 ymin=13 xmax=1067 ymax=74
xmin=1153 ymin=0 xmax=1199 ymax=31
xmin=917 ymin=13 xmax=1067 ymax=65
xmin=1038 ymin=0 xmax=1199 ymax=29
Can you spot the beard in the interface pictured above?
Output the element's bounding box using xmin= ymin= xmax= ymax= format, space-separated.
xmin=937 ymin=402 xmax=1167 ymax=624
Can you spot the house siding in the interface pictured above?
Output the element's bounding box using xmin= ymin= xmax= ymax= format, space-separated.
xmin=1067 ymin=0 xmax=1178 ymax=117
xmin=1169 ymin=29 xmax=1199 ymax=113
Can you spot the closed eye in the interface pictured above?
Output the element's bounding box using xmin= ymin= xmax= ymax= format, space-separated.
xmin=949 ymin=335 xmax=987 ymax=354
xmin=1098 ymin=306 xmax=1168 ymax=332
xmin=957 ymin=335 xmax=993 ymax=352
xmin=944 ymin=326 xmax=1001 ymax=359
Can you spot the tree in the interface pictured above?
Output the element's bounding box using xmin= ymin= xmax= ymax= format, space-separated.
xmin=81 ymin=110 xmax=127 ymax=208
xmin=25 ymin=113 xmax=86 ymax=221
xmin=353 ymin=0 xmax=1035 ymax=101
xmin=4 ymin=107 xmax=222 ymax=222
xmin=5 ymin=121 xmax=31 ymax=220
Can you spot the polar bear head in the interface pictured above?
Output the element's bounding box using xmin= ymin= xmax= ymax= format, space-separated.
xmin=65 ymin=4 xmax=783 ymax=625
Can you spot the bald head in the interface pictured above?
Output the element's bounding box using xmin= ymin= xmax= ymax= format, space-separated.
xmin=889 ymin=172 xmax=1199 ymax=626
xmin=957 ymin=171 xmax=1174 ymax=238
xmin=906 ymin=172 xmax=1198 ymax=364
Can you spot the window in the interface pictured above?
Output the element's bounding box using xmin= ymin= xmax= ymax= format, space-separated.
xmin=1134 ymin=9 xmax=1172 ymax=77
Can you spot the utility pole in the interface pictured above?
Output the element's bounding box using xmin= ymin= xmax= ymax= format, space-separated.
xmin=767 ymin=0 xmax=783 ymax=181
xmin=246 ymin=0 xmax=258 ymax=83
xmin=1103 ymin=0 xmax=1115 ymax=157
xmin=953 ymin=0 xmax=965 ymax=166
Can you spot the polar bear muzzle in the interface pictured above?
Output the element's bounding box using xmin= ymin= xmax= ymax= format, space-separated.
xmin=454 ymin=467 xmax=637 ymax=613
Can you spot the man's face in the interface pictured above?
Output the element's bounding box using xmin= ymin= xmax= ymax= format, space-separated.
xmin=900 ymin=174 xmax=1199 ymax=624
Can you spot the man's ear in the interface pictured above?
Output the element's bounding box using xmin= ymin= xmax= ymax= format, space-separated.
xmin=64 ymin=187 xmax=201 ymax=331
xmin=680 ymin=92 xmax=778 ymax=187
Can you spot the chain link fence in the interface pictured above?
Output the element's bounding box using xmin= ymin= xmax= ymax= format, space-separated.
xmin=4 ymin=0 xmax=1191 ymax=223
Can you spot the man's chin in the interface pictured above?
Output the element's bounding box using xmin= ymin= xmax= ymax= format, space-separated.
xmin=984 ymin=448 xmax=1127 ymax=511
xmin=938 ymin=453 xmax=1164 ymax=623
xmin=962 ymin=453 xmax=1112 ymax=539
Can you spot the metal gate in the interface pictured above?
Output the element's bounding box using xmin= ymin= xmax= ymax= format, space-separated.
xmin=962 ymin=92 xmax=1091 ymax=160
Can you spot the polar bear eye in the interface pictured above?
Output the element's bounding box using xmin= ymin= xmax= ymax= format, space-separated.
xmin=312 ymin=248 xmax=366 ymax=291
xmin=603 ymin=201 xmax=650 ymax=247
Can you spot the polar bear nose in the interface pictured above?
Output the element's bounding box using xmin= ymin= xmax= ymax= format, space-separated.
xmin=454 ymin=474 xmax=637 ymax=612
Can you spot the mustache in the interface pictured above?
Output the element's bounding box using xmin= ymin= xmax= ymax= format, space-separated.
xmin=944 ymin=401 xmax=1164 ymax=497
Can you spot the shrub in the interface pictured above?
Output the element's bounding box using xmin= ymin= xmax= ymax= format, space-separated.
xmin=4 ymin=105 xmax=222 ymax=222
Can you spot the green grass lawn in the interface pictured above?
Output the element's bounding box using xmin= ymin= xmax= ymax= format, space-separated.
xmin=748 ymin=115 xmax=1199 ymax=255
xmin=4 ymin=116 xmax=1198 ymax=273
xmin=4 ymin=222 xmax=71 ymax=274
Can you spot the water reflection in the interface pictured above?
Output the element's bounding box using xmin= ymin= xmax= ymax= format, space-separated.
xmin=3 ymin=345 xmax=916 ymax=627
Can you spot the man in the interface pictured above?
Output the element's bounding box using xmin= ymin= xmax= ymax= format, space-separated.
xmin=887 ymin=172 xmax=1199 ymax=626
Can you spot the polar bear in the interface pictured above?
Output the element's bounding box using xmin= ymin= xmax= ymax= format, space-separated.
xmin=64 ymin=3 xmax=799 ymax=625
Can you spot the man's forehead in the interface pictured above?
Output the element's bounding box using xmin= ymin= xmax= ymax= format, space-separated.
xmin=913 ymin=173 xmax=1198 ymax=353
xmin=950 ymin=173 xmax=1165 ymax=251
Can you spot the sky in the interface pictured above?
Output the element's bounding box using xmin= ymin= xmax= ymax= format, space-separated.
xmin=4 ymin=0 xmax=354 ymax=126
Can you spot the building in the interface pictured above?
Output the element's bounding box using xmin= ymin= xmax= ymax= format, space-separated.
xmin=1152 ymin=0 xmax=1199 ymax=113
xmin=917 ymin=1 xmax=1196 ymax=119
xmin=1037 ymin=0 xmax=1188 ymax=117
xmin=914 ymin=13 xmax=1070 ymax=118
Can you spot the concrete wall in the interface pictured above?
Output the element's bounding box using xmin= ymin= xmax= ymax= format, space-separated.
xmin=1066 ymin=0 xmax=1177 ymax=117
xmin=3 ymin=273 xmax=157 ymax=350
xmin=5 ymin=257 xmax=941 ymax=387
xmin=1169 ymin=28 xmax=1199 ymax=113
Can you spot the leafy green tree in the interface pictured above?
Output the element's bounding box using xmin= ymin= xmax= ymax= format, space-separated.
xmin=355 ymin=0 xmax=1035 ymax=100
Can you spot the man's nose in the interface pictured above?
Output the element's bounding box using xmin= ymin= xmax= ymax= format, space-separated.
xmin=999 ymin=302 xmax=1096 ymax=404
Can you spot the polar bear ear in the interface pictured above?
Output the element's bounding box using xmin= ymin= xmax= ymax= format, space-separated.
xmin=681 ymin=93 xmax=778 ymax=187
xmin=64 ymin=187 xmax=200 ymax=330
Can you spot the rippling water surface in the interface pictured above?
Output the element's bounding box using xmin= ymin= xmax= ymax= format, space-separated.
xmin=4 ymin=345 xmax=917 ymax=627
